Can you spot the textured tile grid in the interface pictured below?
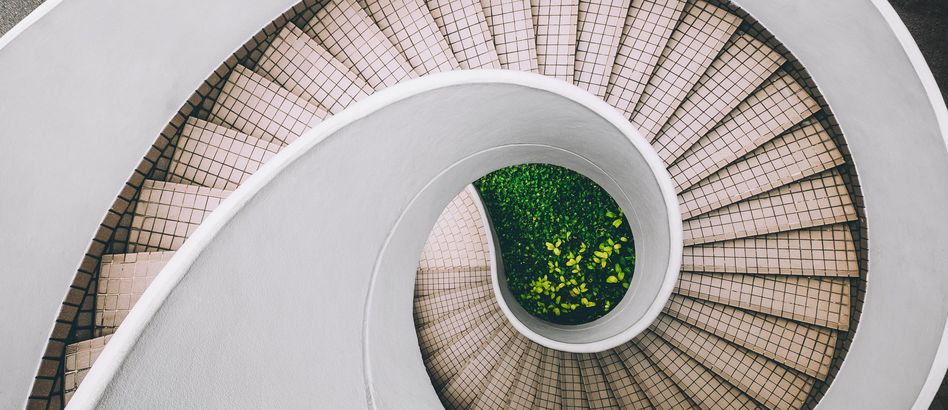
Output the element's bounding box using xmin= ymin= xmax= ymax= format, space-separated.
xmin=533 ymin=347 xmax=562 ymax=409
xmin=558 ymin=352 xmax=588 ymax=408
xmin=63 ymin=335 xmax=112 ymax=403
xmin=125 ymin=181 xmax=229 ymax=252
xmin=427 ymin=0 xmax=502 ymax=69
xmin=417 ymin=297 xmax=497 ymax=355
xmin=441 ymin=323 xmax=517 ymax=408
xmin=615 ymin=342 xmax=693 ymax=409
xmin=471 ymin=334 xmax=529 ymax=409
xmin=573 ymin=0 xmax=632 ymax=97
xmin=481 ymin=0 xmax=539 ymax=71
xmin=508 ymin=343 xmax=544 ymax=408
xmin=576 ymin=353 xmax=620 ymax=408
xmin=414 ymin=283 xmax=493 ymax=326
xmin=361 ymin=0 xmax=460 ymax=75
xmin=94 ymin=252 xmax=172 ymax=337
xmin=426 ymin=310 xmax=504 ymax=387
xmin=595 ymin=350 xmax=653 ymax=408
xmin=532 ymin=0 xmax=579 ymax=81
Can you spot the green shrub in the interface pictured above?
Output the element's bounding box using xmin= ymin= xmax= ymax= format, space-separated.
xmin=474 ymin=163 xmax=635 ymax=325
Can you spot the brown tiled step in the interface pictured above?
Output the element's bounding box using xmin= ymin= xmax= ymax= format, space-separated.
xmin=304 ymin=0 xmax=416 ymax=90
xmin=257 ymin=25 xmax=372 ymax=114
xmin=472 ymin=334 xmax=530 ymax=409
xmin=595 ymin=350 xmax=653 ymax=408
xmin=481 ymin=0 xmax=538 ymax=71
xmin=413 ymin=267 xmax=491 ymax=297
xmin=614 ymin=342 xmax=692 ymax=409
xmin=606 ymin=0 xmax=687 ymax=118
xmin=63 ymin=335 xmax=111 ymax=404
xmin=168 ymin=118 xmax=282 ymax=191
xmin=669 ymin=72 xmax=820 ymax=192
xmin=210 ymin=65 xmax=329 ymax=146
xmin=413 ymin=282 xmax=493 ymax=326
xmin=665 ymin=295 xmax=837 ymax=379
xmin=675 ymin=272 xmax=852 ymax=330
xmin=360 ymin=0 xmax=459 ymax=75
xmin=652 ymin=313 xmax=815 ymax=409
xmin=577 ymin=353 xmax=620 ymax=409
xmin=651 ymin=32 xmax=784 ymax=160
xmin=681 ymin=224 xmax=859 ymax=277
xmin=417 ymin=297 xmax=496 ymax=354
xmin=94 ymin=251 xmax=173 ymax=337
xmin=559 ymin=352 xmax=589 ymax=408
xmin=124 ymin=181 xmax=230 ymax=252
xmin=441 ymin=322 xmax=517 ymax=408
xmin=682 ymin=170 xmax=857 ymax=245
xmin=427 ymin=0 xmax=501 ymax=69
xmin=506 ymin=341 xmax=544 ymax=408
xmin=636 ymin=330 xmax=757 ymax=409
xmin=532 ymin=0 xmax=579 ymax=81
xmin=678 ymin=119 xmax=844 ymax=219
xmin=427 ymin=309 xmax=504 ymax=388
xmin=630 ymin=0 xmax=740 ymax=138
xmin=573 ymin=0 xmax=632 ymax=98
xmin=533 ymin=346 xmax=561 ymax=409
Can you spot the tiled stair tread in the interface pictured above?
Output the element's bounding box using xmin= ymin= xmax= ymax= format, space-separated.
xmin=573 ymin=0 xmax=633 ymax=98
xmin=360 ymin=0 xmax=459 ymax=75
xmin=665 ymin=294 xmax=837 ymax=379
xmin=63 ymin=335 xmax=112 ymax=401
xmin=441 ymin=323 xmax=517 ymax=408
xmin=651 ymin=314 xmax=814 ymax=409
xmin=637 ymin=330 xmax=758 ymax=409
xmin=559 ymin=352 xmax=589 ymax=408
xmin=257 ymin=25 xmax=372 ymax=114
xmin=606 ymin=0 xmax=687 ymax=118
xmin=682 ymin=170 xmax=858 ymax=245
xmin=426 ymin=309 xmax=504 ymax=387
xmin=417 ymin=297 xmax=496 ymax=354
xmin=415 ymin=187 xmax=492 ymax=273
xmin=577 ymin=353 xmax=620 ymax=408
xmin=169 ymin=118 xmax=283 ymax=191
xmin=675 ymin=272 xmax=852 ymax=330
xmin=413 ymin=283 xmax=494 ymax=326
xmin=472 ymin=334 xmax=529 ymax=409
xmin=652 ymin=32 xmax=784 ymax=162
xmin=95 ymin=251 xmax=173 ymax=337
xmin=507 ymin=343 xmax=545 ymax=408
xmin=616 ymin=342 xmax=693 ymax=409
xmin=125 ymin=180 xmax=231 ymax=252
xmin=595 ymin=350 xmax=653 ymax=408
xmin=630 ymin=0 xmax=740 ymax=138
xmin=532 ymin=0 xmax=579 ymax=81
xmin=304 ymin=0 xmax=416 ymax=90
xmin=678 ymin=118 xmax=844 ymax=220
xmin=681 ymin=224 xmax=859 ymax=277
xmin=210 ymin=65 xmax=328 ymax=146
xmin=427 ymin=0 xmax=502 ymax=69
xmin=532 ymin=347 xmax=561 ymax=409
xmin=669 ymin=72 xmax=821 ymax=192
xmin=413 ymin=267 xmax=491 ymax=297
xmin=481 ymin=0 xmax=538 ymax=71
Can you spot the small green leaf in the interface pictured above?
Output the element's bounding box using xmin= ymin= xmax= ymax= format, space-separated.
xmin=612 ymin=219 xmax=622 ymax=228
xmin=606 ymin=276 xmax=618 ymax=283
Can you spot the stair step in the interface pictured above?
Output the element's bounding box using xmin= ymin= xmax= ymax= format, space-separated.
xmin=533 ymin=347 xmax=561 ymax=409
xmin=305 ymin=0 xmax=416 ymax=90
xmin=574 ymin=0 xmax=632 ymax=97
xmin=682 ymin=170 xmax=857 ymax=245
xmin=414 ymin=267 xmax=491 ymax=297
xmin=125 ymin=181 xmax=230 ymax=252
xmin=481 ymin=0 xmax=538 ymax=71
xmin=577 ymin=353 xmax=620 ymax=409
xmin=210 ymin=65 xmax=329 ymax=146
xmin=665 ymin=294 xmax=837 ymax=379
xmin=675 ymin=272 xmax=852 ymax=330
xmin=595 ymin=350 xmax=653 ymax=408
xmin=559 ymin=352 xmax=588 ymax=408
xmin=669 ymin=72 xmax=820 ymax=192
xmin=94 ymin=251 xmax=173 ymax=337
xmin=508 ymin=343 xmax=545 ymax=408
xmin=427 ymin=309 xmax=504 ymax=387
xmin=652 ymin=32 xmax=784 ymax=161
xmin=257 ymin=25 xmax=372 ymax=114
xmin=427 ymin=0 xmax=502 ymax=69
xmin=413 ymin=282 xmax=493 ymax=326
xmin=169 ymin=118 xmax=282 ymax=191
xmin=532 ymin=0 xmax=579 ymax=81
xmin=681 ymin=224 xmax=859 ymax=277
xmin=652 ymin=314 xmax=814 ymax=409
xmin=678 ymin=119 xmax=844 ymax=219
xmin=637 ymin=330 xmax=758 ymax=409
xmin=472 ymin=334 xmax=529 ymax=409
xmin=630 ymin=0 xmax=740 ymax=138
xmin=63 ymin=335 xmax=112 ymax=403
xmin=360 ymin=0 xmax=459 ymax=75
xmin=606 ymin=0 xmax=687 ymax=118
xmin=615 ymin=342 xmax=692 ymax=409
xmin=441 ymin=323 xmax=517 ymax=408
xmin=417 ymin=297 xmax=496 ymax=354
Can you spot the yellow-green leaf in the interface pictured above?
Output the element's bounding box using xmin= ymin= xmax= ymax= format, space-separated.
xmin=606 ymin=276 xmax=618 ymax=283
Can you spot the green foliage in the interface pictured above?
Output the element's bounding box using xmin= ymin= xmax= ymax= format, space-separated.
xmin=474 ymin=163 xmax=635 ymax=325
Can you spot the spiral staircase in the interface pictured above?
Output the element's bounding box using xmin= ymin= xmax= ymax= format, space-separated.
xmin=0 ymin=0 xmax=946 ymax=409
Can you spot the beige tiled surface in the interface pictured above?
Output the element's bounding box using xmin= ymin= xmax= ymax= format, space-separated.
xmin=417 ymin=297 xmax=496 ymax=354
xmin=533 ymin=346 xmax=561 ymax=409
xmin=630 ymin=1 xmax=739 ymax=138
xmin=361 ymin=0 xmax=460 ymax=75
xmin=531 ymin=0 xmax=579 ymax=81
xmin=573 ymin=0 xmax=631 ymax=97
xmin=63 ymin=335 xmax=111 ymax=402
xmin=481 ymin=0 xmax=538 ymax=71
xmin=427 ymin=0 xmax=502 ymax=69
xmin=426 ymin=309 xmax=504 ymax=387
xmin=305 ymin=0 xmax=417 ymax=90
xmin=441 ymin=323 xmax=516 ymax=408
xmin=615 ymin=342 xmax=692 ymax=409
xmin=577 ymin=353 xmax=620 ymax=408
xmin=257 ymin=25 xmax=372 ymax=113
xmin=125 ymin=181 xmax=230 ymax=252
xmin=595 ymin=350 xmax=652 ymax=408
xmin=94 ymin=252 xmax=172 ymax=337
xmin=168 ymin=118 xmax=282 ymax=191
xmin=651 ymin=33 xmax=784 ymax=162
xmin=414 ymin=283 xmax=493 ymax=326
xmin=472 ymin=334 xmax=528 ymax=409
xmin=509 ymin=343 xmax=544 ymax=408
xmin=606 ymin=0 xmax=686 ymax=118
xmin=559 ymin=352 xmax=588 ymax=408
xmin=210 ymin=65 xmax=328 ymax=146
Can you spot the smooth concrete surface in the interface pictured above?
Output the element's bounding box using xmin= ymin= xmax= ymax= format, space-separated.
xmin=0 ymin=0 xmax=298 ymax=407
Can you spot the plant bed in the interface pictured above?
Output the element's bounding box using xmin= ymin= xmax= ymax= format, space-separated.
xmin=474 ymin=163 xmax=635 ymax=325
